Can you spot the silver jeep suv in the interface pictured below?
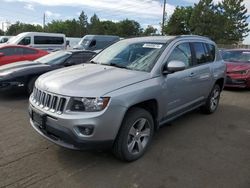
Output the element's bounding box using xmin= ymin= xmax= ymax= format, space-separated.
xmin=29 ymin=36 xmax=226 ymax=161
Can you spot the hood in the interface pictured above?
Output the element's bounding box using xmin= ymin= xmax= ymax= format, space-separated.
xmin=36 ymin=64 xmax=151 ymax=97
xmin=225 ymin=61 xmax=250 ymax=72
xmin=0 ymin=61 xmax=51 ymax=77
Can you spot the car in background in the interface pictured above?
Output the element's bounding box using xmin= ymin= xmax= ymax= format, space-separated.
xmin=73 ymin=35 xmax=119 ymax=51
xmin=0 ymin=36 xmax=12 ymax=43
xmin=0 ymin=50 xmax=96 ymax=94
xmin=221 ymin=49 xmax=250 ymax=88
xmin=0 ymin=45 xmax=48 ymax=66
xmin=6 ymin=32 xmax=66 ymax=52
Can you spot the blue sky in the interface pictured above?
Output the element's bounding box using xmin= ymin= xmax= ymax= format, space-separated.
xmin=0 ymin=0 xmax=250 ymax=44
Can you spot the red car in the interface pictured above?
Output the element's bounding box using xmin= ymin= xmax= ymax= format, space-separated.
xmin=221 ymin=49 xmax=250 ymax=88
xmin=0 ymin=45 xmax=48 ymax=66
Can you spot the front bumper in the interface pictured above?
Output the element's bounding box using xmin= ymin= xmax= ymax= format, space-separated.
xmin=0 ymin=80 xmax=25 ymax=92
xmin=225 ymin=75 xmax=250 ymax=88
xmin=29 ymin=99 xmax=127 ymax=150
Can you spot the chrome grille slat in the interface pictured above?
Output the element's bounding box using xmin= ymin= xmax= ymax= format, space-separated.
xmin=32 ymin=87 xmax=67 ymax=114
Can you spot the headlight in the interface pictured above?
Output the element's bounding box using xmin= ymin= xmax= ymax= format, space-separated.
xmin=70 ymin=97 xmax=110 ymax=112
xmin=230 ymin=70 xmax=249 ymax=75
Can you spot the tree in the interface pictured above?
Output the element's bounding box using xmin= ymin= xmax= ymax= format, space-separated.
xmin=6 ymin=22 xmax=43 ymax=35
xmin=78 ymin=11 xmax=89 ymax=36
xmin=189 ymin=0 xmax=222 ymax=42
xmin=219 ymin=0 xmax=249 ymax=44
xmin=143 ymin=25 xmax=157 ymax=36
xmin=46 ymin=19 xmax=81 ymax=37
xmin=164 ymin=6 xmax=193 ymax=35
xmin=0 ymin=29 xmax=4 ymax=35
xmin=89 ymin=14 xmax=103 ymax=34
xmin=117 ymin=19 xmax=142 ymax=37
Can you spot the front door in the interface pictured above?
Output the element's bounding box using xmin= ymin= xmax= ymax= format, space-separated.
xmin=161 ymin=42 xmax=203 ymax=120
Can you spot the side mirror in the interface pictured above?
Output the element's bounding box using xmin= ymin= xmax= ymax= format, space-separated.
xmin=89 ymin=40 xmax=96 ymax=48
xmin=65 ymin=60 xmax=75 ymax=66
xmin=0 ymin=52 xmax=4 ymax=57
xmin=163 ymin=60 xmax=186 ymax=74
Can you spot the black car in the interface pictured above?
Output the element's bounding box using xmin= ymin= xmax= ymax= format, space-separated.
xmin=0 ymin=50 xmax=96 ymax=94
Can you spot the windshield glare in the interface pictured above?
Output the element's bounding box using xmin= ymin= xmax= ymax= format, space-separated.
xmin=35 ymin=51 xmax=72 ymax=65
xmin=222 ymin=50 xmax=250 ymax=63
xmin=92 ymin=41 xmax=165 ymax=72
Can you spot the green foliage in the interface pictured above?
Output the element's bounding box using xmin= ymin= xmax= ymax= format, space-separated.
xmin=189 ymin=0 xmax=221 ymax=41
xmin=6 ymin=21 xmax=43 ymax=35
xmin=78 ymin=11 xmax=88 ymax=36
xmin=143 ymin=25 xmax=158 ymax=36
xmin=164 ymin=0 xmax=249 ymax=44
xmin=0 ymin=29 xmax=4 ymax=35
xmin=165 ymin=6 xmax=193 ymax=35
xmin=117 ymin=19 xmax=142 ymax=37
xmin=45 ymin=19 xmax=81 ymax=37
xmin=219 ymin=0 xmax=250 ymax=44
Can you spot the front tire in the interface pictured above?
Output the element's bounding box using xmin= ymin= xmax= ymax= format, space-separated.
xmin=201 ymin=84 xmax=221 ymax=114
xmin=112 ymin=107 xmax=154 ymax=162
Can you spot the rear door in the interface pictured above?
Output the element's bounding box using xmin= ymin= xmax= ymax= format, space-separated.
xmin=190 ymin=42 xmax=214 ymax=98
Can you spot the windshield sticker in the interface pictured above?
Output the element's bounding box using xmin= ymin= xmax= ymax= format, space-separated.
xmin=142 ymin=44 xmax=163 ymax=49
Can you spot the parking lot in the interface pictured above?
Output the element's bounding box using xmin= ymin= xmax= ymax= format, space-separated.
xmin=0 ymin=89 xmax=249 ymax=188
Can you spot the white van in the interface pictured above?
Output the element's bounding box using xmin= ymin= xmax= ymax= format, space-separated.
xmin=6 ymin=32 xmax=66 ymax=51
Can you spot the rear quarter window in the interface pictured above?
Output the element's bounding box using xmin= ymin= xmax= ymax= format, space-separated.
xmin=34 ymin=36 xmax=64 ymax=44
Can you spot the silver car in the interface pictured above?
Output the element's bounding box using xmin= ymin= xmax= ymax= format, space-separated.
xmin=29 ymin=36 xmax=226 ymax=161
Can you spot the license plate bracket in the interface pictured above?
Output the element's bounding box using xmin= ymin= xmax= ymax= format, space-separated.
xmin=32 ymin=110 xmax=46 ymax=129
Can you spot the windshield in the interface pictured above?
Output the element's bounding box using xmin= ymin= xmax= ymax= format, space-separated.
xmin=222 ymin=50 xmax=250 ymax=63
xmin=78 ymin=36 xmax=93 ymax=48
xmin=7 ymin=33 xmax=26 ymax=44
xmin=91 ymin=40 xmax=166 ymax=72
xmin=35 ymin=51 xmax=72 ymax=65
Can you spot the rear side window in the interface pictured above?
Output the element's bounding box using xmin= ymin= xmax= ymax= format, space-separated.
xmin=0 ymin=47 xmax=23 ymax=56
xmin=18 ymin=37 xmax=31 ymax=45
xmin=192 ymin=42 xmax=207 ymax=65
xmin=167 ymin=43 xmax=192 ymax=67
xmin=34 ymin=36 xmax=64 ymax=44
xmin=205 ymin=43 xmax=215 ymax=62
xmin=23 ymin=48 xmax=37 ymax=55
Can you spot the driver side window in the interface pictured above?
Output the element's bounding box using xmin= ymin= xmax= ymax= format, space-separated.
xmin=18 ymin=37 xmax=31 ymax=45
xmin=167 ymin=43 xmax=192 ymax=67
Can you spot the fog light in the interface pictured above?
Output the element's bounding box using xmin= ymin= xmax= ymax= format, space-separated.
xmin=78 ymin=126 xmax=94 ymax=136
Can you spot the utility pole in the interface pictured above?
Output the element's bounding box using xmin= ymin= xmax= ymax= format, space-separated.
xmin=43 ymin=13 xmax=46 ymax=29
xmin=161 ymin=0 xmax=166 ymax=35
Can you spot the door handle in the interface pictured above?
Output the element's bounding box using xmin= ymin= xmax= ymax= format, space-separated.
xmin=189 ymin=72 xmax=195 ymax=77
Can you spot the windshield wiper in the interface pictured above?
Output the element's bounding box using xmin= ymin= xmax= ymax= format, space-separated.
xmin=88 ymin=60 xmax=99 ymax=64
xmin=108 ymin=63 xmax=128 ymax=69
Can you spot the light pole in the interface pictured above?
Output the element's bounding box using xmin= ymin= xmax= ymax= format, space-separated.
xmin=161 ymin=0 xmax=166 ymax=35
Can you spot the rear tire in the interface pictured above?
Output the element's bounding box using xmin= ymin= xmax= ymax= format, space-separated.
xmin=201 ymin=84 xmax=221 ymax=114
xmin=112 ymin=107 xmax=154 ymax=162
xmin=27 ymin=77 xmax=37 ymax=95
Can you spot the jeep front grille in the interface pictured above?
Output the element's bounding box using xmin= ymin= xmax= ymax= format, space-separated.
xmin=32 ymin=87 xmax=67 ymax=114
